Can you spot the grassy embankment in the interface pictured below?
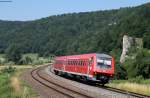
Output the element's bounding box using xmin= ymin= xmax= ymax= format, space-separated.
xmin=107 ymin=79 xmax=150 ymax=96
xmin=0 ymin=53 xmax=52 ymax=98
xmin=0 ymin=67 xmax=38 ymax=98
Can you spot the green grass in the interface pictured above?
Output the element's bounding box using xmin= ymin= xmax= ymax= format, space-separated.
xmin=111 ymin=79 xmax=150 ymax=84
xmin=0 ymin=68 xmax=37 ymax=98
xmin=107 ymin=79 xmax=150 ymax=96
xmin=140 ymin=79 xmax=150 ymax=84
xmin=0 ymin=73 xmax=20 ymax=98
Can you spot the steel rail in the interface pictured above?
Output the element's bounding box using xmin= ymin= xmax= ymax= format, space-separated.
xmin=50 ymin=64 xmax=149 ymax=98
xmin=31 ymin=68 xmax=74 ymax=98
xmin=31 ymin=66 xmax=93 ymax=98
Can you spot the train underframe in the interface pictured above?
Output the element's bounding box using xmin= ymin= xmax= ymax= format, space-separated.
xmin=53 ymin=69 xmax=110 ymax=85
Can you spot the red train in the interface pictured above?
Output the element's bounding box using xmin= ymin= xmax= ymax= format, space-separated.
xmin=53 ymin=53 xmax=115 ymax=85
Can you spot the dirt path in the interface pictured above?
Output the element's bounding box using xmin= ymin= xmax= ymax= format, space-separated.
xmin=21 ymin=68 xmax=68 ymax=98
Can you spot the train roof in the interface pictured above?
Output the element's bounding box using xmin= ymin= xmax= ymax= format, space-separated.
xmin=55 ymin=53 xmax=112 ymax=59
xmin=96 ymin=53 xmax=112 ymax=58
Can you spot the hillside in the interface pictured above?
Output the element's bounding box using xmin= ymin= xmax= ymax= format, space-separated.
xmin=0 ymin=3 xmax=150 ymax=57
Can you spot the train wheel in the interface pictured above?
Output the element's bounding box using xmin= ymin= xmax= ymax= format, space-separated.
xmin=54 ymin=70 xmax=58 ymax=75
xmin=72 ymin=74 xmax=77 ymax=79
xmin=102 ymin=83 xmax=105 ymax=86
xmin=83 ymin=76 xmax=87 ymax=82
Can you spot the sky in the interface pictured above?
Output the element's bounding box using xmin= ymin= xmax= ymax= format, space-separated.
xmin=0 ymin=0 xmax=150 ymax=21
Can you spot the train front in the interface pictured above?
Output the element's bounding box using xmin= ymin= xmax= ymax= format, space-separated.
xmin=94 ymin=54 xmax=115 ymax=84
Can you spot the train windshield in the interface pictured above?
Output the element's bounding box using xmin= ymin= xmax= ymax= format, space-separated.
xmin=97 ymin=58 xmax=111 ymax=69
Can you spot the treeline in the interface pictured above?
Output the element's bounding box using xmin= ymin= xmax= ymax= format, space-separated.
xmin=0 ymin=3 xmax=149 ymax=57
xmin=0 ymin=3 xmax=149 ymax=78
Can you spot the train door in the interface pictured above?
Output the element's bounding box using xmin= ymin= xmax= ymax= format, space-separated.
xmin=87 ymin=57 xmax=93 ymax=75
xmin=84 ymin=59 xmax=88 ymax=74
xmin=78 ymin=60 xmax=82 ymax=73
xmin=81 ymin=60 xmax=84 ymax=74
xmin=82 ymin=59 xmax=87 ymax=74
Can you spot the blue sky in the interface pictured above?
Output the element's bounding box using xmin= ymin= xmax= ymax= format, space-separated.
xmin=0 ymin=0 xmax=149 ymax=21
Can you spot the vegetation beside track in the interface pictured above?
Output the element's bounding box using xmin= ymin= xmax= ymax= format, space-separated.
xmin=107 ymin=79 xmax=150 ymax=96
xmin=0 ymin=66 xmax=38 ymax=98
xmin=0 ymin=2 xmax=149 ymax=96
xmin=0 ymin=53 xmax=52 ymax=66
xmin=108 ymin=49 xmax=150 ymax=96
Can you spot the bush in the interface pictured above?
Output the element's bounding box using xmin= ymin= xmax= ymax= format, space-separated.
xmin=143 ymin=32 xmax=150 ymax=49
xmin=124 ymin=49 xmax=150 ymax=79
xmin=129 ymin=75 xmax=144 ymax=83
xmin=5 ymin=44 xmax=23 ymax=64
xmin=19 ymin=53 xmax=51 ymax=65
xmin=19 ymin=53 xmax=39 ymax=65
xmin=1 ymin=66 xmax=16 ymax=74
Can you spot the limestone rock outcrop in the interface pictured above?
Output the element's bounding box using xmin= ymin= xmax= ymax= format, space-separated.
xmin=120 ymin=35 xmax=143 ymax=63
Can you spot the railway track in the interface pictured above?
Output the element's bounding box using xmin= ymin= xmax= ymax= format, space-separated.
xmin=30 ymin=65 xmax=149 ymax=98
xmin=48 ymin=65 xmax=149 ymax=98
xmin=31 ymin=66 xmax=94 ymax=98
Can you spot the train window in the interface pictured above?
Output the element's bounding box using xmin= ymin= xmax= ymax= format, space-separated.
xmin=80 ymin=60 xmax=82 ymax=66
xmin=79 ymin=60 xmax=80 ymax=66
xmin=73 ymin=60 xmax=75 ymax=65
xmin=77 ymin=60 xmax=79 ymax=66
xmin=78 ymin=60 xmax=80 ymax=65
xmin=81 ymin=61 xmax=83 ymax=66
xmin=82 ymin=61 xmax=84 ymax=66
xmin=69 ymin=61 xmax=71 ymax=65
xmin=75 ymin=61 xmax=76 ymax=66
xmin=79 ymin=60 xmax=81 ymax=66
xmin=84 ymin=60 xmax=86 ymax=66
xmin=83 ymin=61 xmax=85 ymax=66
xmin=76 ymin=61 xmax=77 ymax=65
xmin=97 ymin=59 xmax=111 ymax=69
xmin=70 ymin=61 xmax=72 ymax=65
xmin=78 ymin=60 xmax=80 ymax=66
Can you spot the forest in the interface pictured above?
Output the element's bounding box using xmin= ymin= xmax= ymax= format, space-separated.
xmin=0 ymin=3 xmax=149 ymax=79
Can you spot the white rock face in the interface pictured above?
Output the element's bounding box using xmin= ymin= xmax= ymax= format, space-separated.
xmin=120 ymin=35 xmax=143 ymax=63
xmin=120 ymin=35 xmax=133 ymax=63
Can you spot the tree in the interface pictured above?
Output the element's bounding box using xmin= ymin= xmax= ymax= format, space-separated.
xmin=143 ymin=32 xmax=150 ymax=49
xmin=124 ymin=49 xmax=150 ymax=79
xmin=5 ymin=44 xmax=23 ymax=64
